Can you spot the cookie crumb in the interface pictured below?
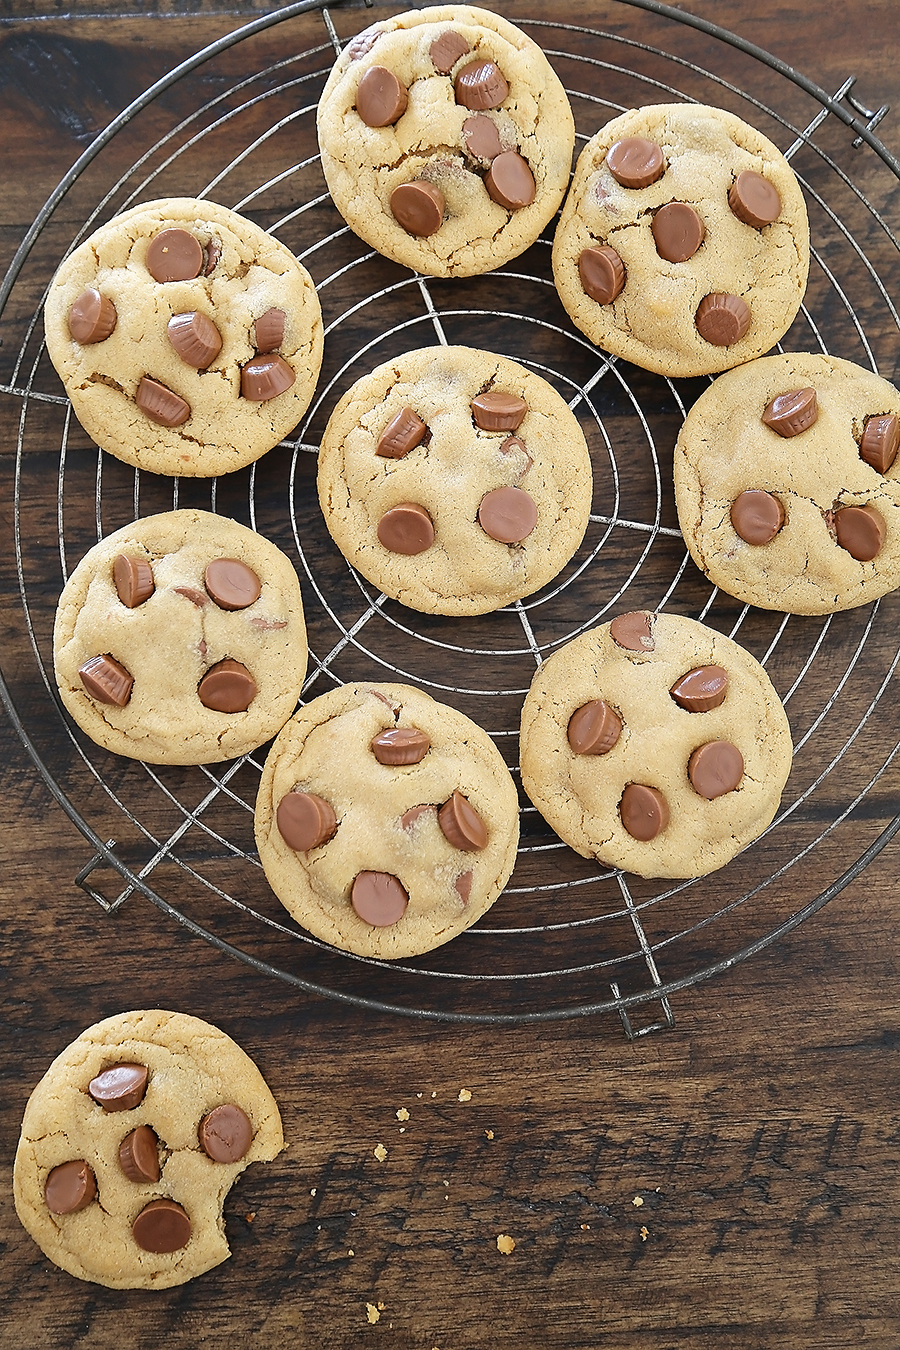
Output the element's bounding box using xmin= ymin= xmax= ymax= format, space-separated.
xmin=244 ymin=1212 xmax=256 ymax=1224
xmin=374 ymin=1143 xmax=388 ymax=1162
xmin=458 ymin=1087 xmax=472 ymax=1102
xmin=310 ymin=1188 xmax=317 ymax=1196
xmin=396 ymin=1107 xmax=410 ymax=1121
xmin=632 ymin=1195 xmax=644 ymax=1207
xmin=485 ymin=1128 xmax=494 ymax=1139
xmin=497 ymin=1234 xmax=516 ymax=1254
xmin=640 ymin=1226 xmax=650 ymax=1241
xmin=348 ymin=1249 xmax=355 ymax=1257
xmin=581 ymin=1223 xmax=590 ymax=1230
xmin=366 ymin=1304 xmax=380 ymax=1324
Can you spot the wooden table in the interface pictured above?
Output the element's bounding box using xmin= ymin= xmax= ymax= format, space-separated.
xmin=2 ymin=2 xmax=899 ymax=1345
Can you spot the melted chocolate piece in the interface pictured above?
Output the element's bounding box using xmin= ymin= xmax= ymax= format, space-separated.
xmin=79 ymin=653 xmax=134 ymax=707
xmin=254 ymin=307 xmax=286 ymax=354
xmin=113 ymin=554 xmax=154 ymax=608
xmin=198 ymin=659 xmax=257 ymax=713
xmin=619 ymin=783 xmax=669 ymax=841
xmin=834 ymin=504 xmax=886 ymax=561
xmin=351 ymin=871 xmax=409 ymax=926
xmin=145 ymin=229 xmax=203 ymax=283
xmin=728 ymin=171 xmax=781 ymax=228
xmin=199 ymin=1104 xmax=254 ymax=1163
xmin=455 ymin=870 xmax=474 ymax=904
xmin=203 ymin=238 xmax=221 ymax=275
xmin=486 ymin=151 xmax=535 ymax=211
xmin=401 ymin=803 xmax=436 ymax=830
xmin=135 ymin=377 xmax=191 ymax=427
xmin=652 ymin=202 xmax=705 ymax=262
xmin=429 ymin=30 xmax=470 ymax=73
xmin=377 ymin=502 xmax=435 ymax=555
xmin=376 ymin=407 xmax=428 ymax=459
xmin=695 ymin=293 xmax=751 ymax=346
xmin=438 ymin=790 xmax=488 ymax=851
xmin=167 ymin=311 xmax=222 ymax=369
xmin=688 ymin=740 xmax=744 ymax=799
xmin=174 ymin=585 xmax=209 ymax=607
xmin=499 ymin=435 xmax=532 ymax=477
xmin=68 ymin=288 xmax=117 ymax=344
xmin=44 ymin=1160 xmax=96 ymax=1215
xmin=578 ymin=246 xmax=626 ymax=305
xmin=204 ymin=558 xmax=261 ymax=611
xmin=454 ymin=59 xmax=509 ymax=111
xmin=471 ymin=390 xmax=527 ymax=431
xmin=567 ymin=700 xmax=622 ymax=755
xmin=670 ymin=665 xmax=729 ymax=713
xmin=859 ymin=414 xmax=900 ymax=473
xmin=356 ymin=64 xmax=409 ymax=126
xmin=347 ymin=26 xmax=381 ymax=61
xmin=762 ymin=387 xmax=818 ymax=437
xmin=609 ymin=611 xmax=654 ymax=651
xmin=463 ymin=115 xmax=502 ymax=161
xmin=241 ymin=354 xmax=295 ymax=401
xmin=390 ymin=181 xmax=445 ymax=236
xmin=132 ymin=1199 xmax=192 ymax=1254
xmin=731 ymin=490 xmax=785 ymax=545
xmin=119 ymin=1125 xmax=161 ymax=1183
xmin=478 ymin=486 xmax=537 ymax=543
xmin=371 ymin=726 xmax=431 ymax=765
xmin=606 ymin=137 xmax=664 ymax=189
xmin=276 ymin=790 xmax=337 ymax=851
xmin=89 ymin=1063 xmax=148 ymax=1112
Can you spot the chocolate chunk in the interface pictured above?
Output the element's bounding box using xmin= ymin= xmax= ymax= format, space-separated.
xmin=401 ymin=803 xmax=435 ymax=830
xmin=834 ymin=504 xmax=886 ymax=561
xmin=471 ymin=390 xmax=527 ymax=431
xmin=198 ymin=659 xmax=257 ymax=712
xmin=454 ymin=59 xmax=509 ymax=111
xmin=609 ymin=611 xmax=654 ymax=651
xmin=113 ymin=553 xmax=154 ymax=608
xmin=174 ymin=585 xmax=209 ymax=607
xmin=88 ymin=1063 xmax=148 ymax=1112
xmin=135 ymin=377 xmax=191 ymax=427
xmin=728 ymin=170 xmax=781 ymax=228
xmin=79 ymin=653 xmax=134 ymax=707
xmin=695 ymin=293 xmax=751 ymax=346
xmin=688 ymin=740 xmax=744 ymax=799
xmin=377 ymin=502 xmax=435 ymax=555
xmin=860 ymin=414 xmax=900 ymax=473
xmin=762 ymin=387 xmax=818 ymax=437
xmin=670 ymin=665 xmax=729 ymax=712
xmin=376 ymin=406 xmax=428 ymax=459
xmin=730 ymin=489 xmax=785 ymax=545
xmin=499 ymin=435 xmax=532 ymax=476
xmin=356 ymin=64 xmax=409 ymax=126
xmin=254 ymin=307 xmax=286 ymax=354
xmin=68 ymin=287 xmax=117 ymax=344
xmin=132 ymin=1199 xmax=192 ymax=1254
xmin=145 ymin=229 xmax=203 ymax=283
xmin=430 ymin=30 xmax=470 ymax=73
xmin=351 ymin=871 xmax=409 ymax=926
xmin=204 ymin=558 xmax=261 ymax=611
xmin=455 ymin=870 xmax=474 ymax=904
xmin=567 ymin=700 xmax=622 ymax=755
xmin=199 ymin=1104 xmax=253 ymax=1163
xmin=119 ymin=1125 xmax=161 ymax=1183
xmin=203 ymin=238 xmax=221 ymax=275
xmin=44 ymin=1160 xmax=96 ymax=1215
xmin=390 ymin=181 xmax=445 ymax=236
xmin=478 ymin=486 xmax=537 ymax=543
xmin=619 ymin=783 xmax=669 ymax=841
xmin=578 ymin=246 xmax=626 ymax=305
xmin=241 ymin=354 xmax=295 ymax=401
xmin=463 ymin=115 xmax=502 ymax=161
xmin=167 ymin=311 xmax=222 ymax=369
xmin=371 ymin=726 xmax=431 ymax=765
xmin=438 ymin=790 xmax=488 ymax=851
xmin=486 ymin=151 xmax=536 ymax=211
xmin=652 ymin=202 xmax=705 ymax=262
xmin=606 ymin=137 xmax=665 ymax=189
xmin=276 ymin=790 xmax=337 ymax=851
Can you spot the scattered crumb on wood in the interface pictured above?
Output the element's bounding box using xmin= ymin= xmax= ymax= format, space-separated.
xmin=396 ymin=1107 xmax=410 ymax=1121
xmin=458 ymin=1087 xmax=472 ymax=1102
xmin=496 ymin=1234 xmax=516 ymax=1254
xmin=640 ymin=1226 xmax=650 ymax=1241
xmin=366 ymin=1304 xmax=380 ymax=1324
xmin=485 ymin=1129 xmax=494 ymax=1139
xmin=632 ymin=1195 xmax=644 ymax=1207
xmin=373 ymin=1143 xmax=388 ymax=1162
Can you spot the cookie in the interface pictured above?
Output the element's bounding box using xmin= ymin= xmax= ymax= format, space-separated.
xmin=44 ymin=198 xmax=323 ymax=477
xmin=519 ymin=612 xmax=793 ymax=879
xmin=552 ymin=103 xmax=809 ymax=377
xmin=673 ymin=353 xmax=900 ymax=613
xmin=53 ymin=509 xmax=308 ymax=764
xmin=316 ymin=345 xmax=593 ymax=614
xmin=316 ymin=5 xmax=575 ymax=277
xmin=254 ymin=682 xmax=519 ymax=958
xmin=13 ymin=1010 xmax=283 ymax=1289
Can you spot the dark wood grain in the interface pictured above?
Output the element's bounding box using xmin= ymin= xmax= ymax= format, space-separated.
xmin=2 ymin=2 xmax=900 ymax=1346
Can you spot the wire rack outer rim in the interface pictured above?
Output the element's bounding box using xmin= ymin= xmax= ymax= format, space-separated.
xmin=2 ymin=0 xmax=900 ymax=1026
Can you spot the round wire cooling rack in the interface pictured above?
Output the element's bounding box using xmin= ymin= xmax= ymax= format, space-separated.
xmin=2 ymin=0 xmax=900 ymax=1032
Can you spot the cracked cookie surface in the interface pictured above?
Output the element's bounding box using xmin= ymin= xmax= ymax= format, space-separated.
xmin=552 ymin=104 xmax=809 ymax=377
xmin=519 ymin=612 xmax=792 ymax=879
xmin=53 ymin=509 xmax=307 ymax=764
xmin=674 ymin=353 xmax=900 ymax=613
xmin=44 ymin=198 xmax=323 ymax=476
xmin=255 ymin=682 xmax=519 ymax=958
xmin=316 ymin=344 xmax=593 ymax=615
xmin=316 ymin=5 xmax=575 ymax=277
xmin=13 ymin=1010 xmax=283 ymax=1289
